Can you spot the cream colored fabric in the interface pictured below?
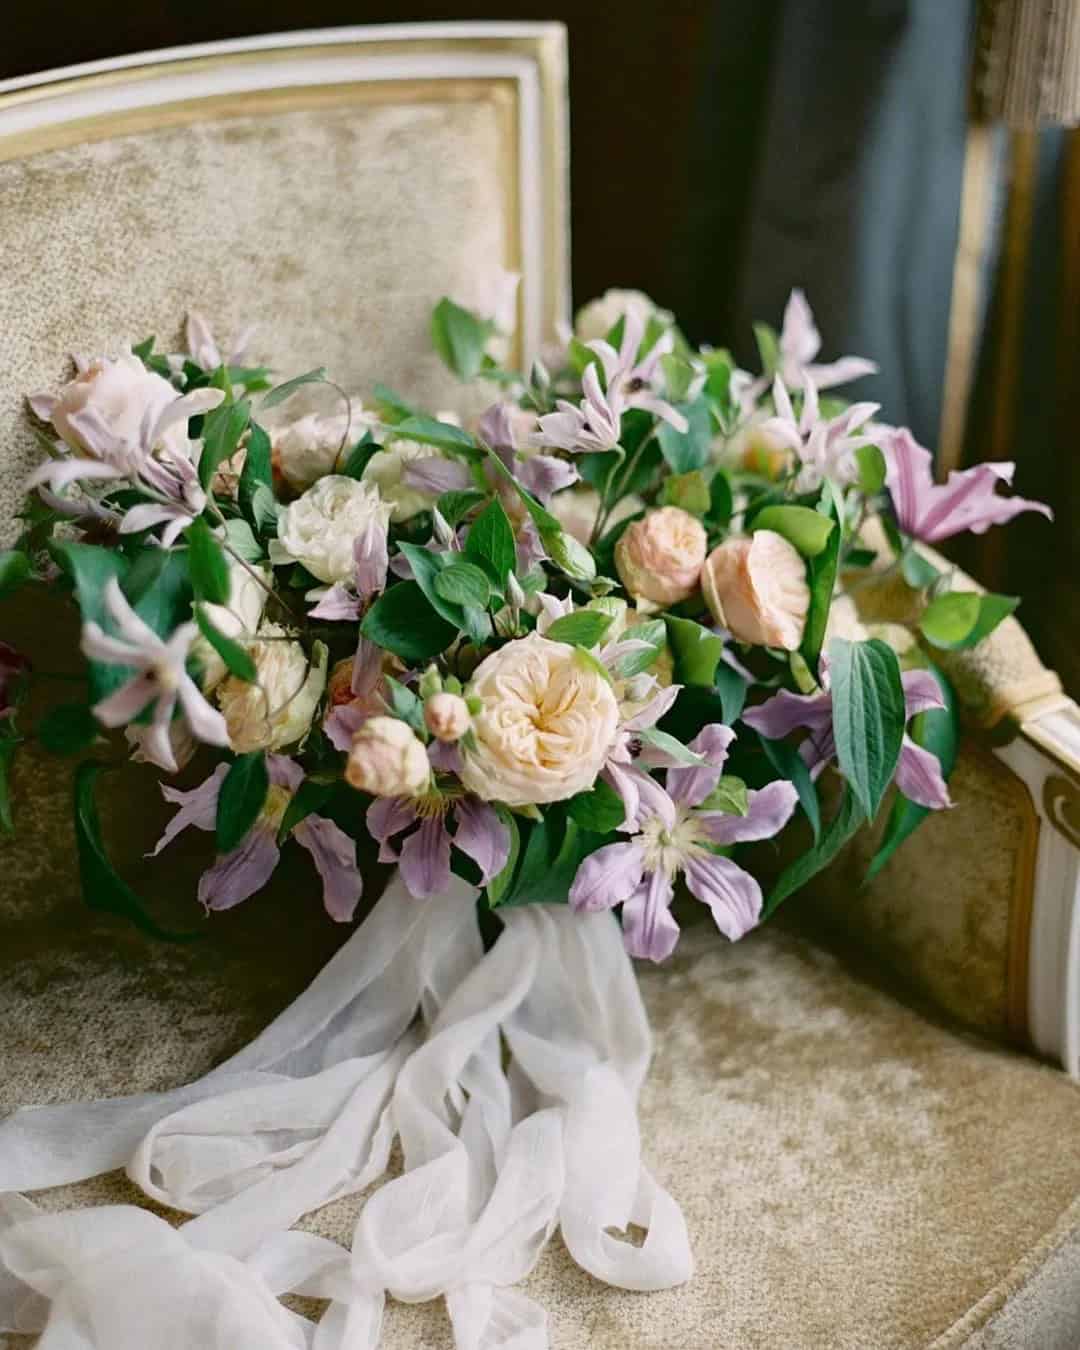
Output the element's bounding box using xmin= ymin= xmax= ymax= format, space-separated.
xmin=4 ymin=902 xmax=1080 ymax=1349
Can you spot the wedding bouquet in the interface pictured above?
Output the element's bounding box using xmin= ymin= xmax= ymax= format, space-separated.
xmin=1 ymin=286 xmax=1051 ymax=954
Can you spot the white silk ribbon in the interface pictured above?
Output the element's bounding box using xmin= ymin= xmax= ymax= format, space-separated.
xmin=0 ymin=875 xmax=691 ymax=1348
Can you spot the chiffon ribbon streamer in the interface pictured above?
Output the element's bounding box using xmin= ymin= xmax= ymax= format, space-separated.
xmin=0 ymin=874 xmax=691 ymax=1347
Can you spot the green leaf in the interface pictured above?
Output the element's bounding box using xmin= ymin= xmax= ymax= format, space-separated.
xmin=573 ymin=644 xmax=615 ymax=686
xmin=260 ymin=367 xmax=328 ymax=410
xmin=545 ymin=530 xmax=598 ymax=582
xmin=37 ymin=704 xmax=100 ymax=756
xmin=764 ymin=784 xmax=863 ymax=916
xmin=238 ymin=422 xmax=272 ymax=518
xmin=698 ymin=775 xmax=749 ymax=816
xmin=74 ymin=761 xmax=200 ymax=941
xmin=430 ymin=297 xmax=496 ymax=381
xmin=185 ymin=517 xmax=231 ymax=605
xmin=566 ymin=779 xmax=626 ymax=832
xmin=484 ymin=806 xmax=521 ymax=908
xmin=660 ymin=352 xmax=697 ymax=402
xmin=461 ymin=603 xmax=493 ymax=645
xmin=340 ymin=431 xmax=379 ymax=481
xmin=614 ymin=619 xmax=667 ymax=678
xmin=434 ymin=560 xmax=491 ymax=610
xmin=0 ymin=549 xmax=31 ymax=599
xmin=545 ymin=610 xmax=613 ymax=648
xmin=393 ymin=416 xmax=479 ymax=456
xmin=707 ymin=470 xmax=734 ymax=528
xmin=752 ymin=504 xmax=835 ymax=558
xmin=843 ymin=547 xmax=879 ymax=569
xmin=438 ymin=489 xmax=487 ymax=526
xmin=758 ymin=731 xmax=821 ymax=843
xmin=920 ymin=591 xmax=1017 ymax=650
xmin=637 ymin=727 xmax=704 ymax=765
xmin=199 ymin=398 xmax=251 ymax=490
xmin=567 ymin=336 xmax=601 ymax=379
xmin=665 ymin=614 xmax=724 ymax=687
xmin=361 ymin=581 xmax=459 ymax=663
xmin=714 ymin=661 xmax=748 ymax=724
xmin=867 ymin=667 xmax=957 ymax=880
xmin=855 ymin=443 xmax=887 ymax=495
xmin=372 ymin=383 xmax=416 ymax=425
xmin=800 ymin=506 xmax=842 ymax=672
xmin=827 ymin=637 xmax=906 ymax=821
xmin=658 ymin=469 xmax=710 ymax=515
xmin=397 ymin=542 xmax=466 ymax=631
xmin=216 ymin=752 xmax=269 ymax=853
xmin=901 ymin=547 xmax=941 ymax=590
xmin=497 ymin=814 xmax=602 ymax=908
xmin=464 ymin=497 xmax=517 ymax=584
xmin=382 ymin=675 xmax=428 ymax=735
xmin=277 ymin=778 xmax=336 ymax=843
xmin=222 ymin=517 xmax=263 ymax=563
xmin=123 ymin=549 xmax=193 ymax=641
xmin=48 ymin=542 xmax=130 ymax=703
xmin=753 ymin=322 xmax=780 ymax=376
xmin=194 ymin=605 xmax=257 ymax=682
xmin=656 ymin=398 xmax=712 ymax=473
xmin=249 ymin=484 xmax=280 ymax=536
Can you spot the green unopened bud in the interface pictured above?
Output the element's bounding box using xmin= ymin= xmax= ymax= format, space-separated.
xmin=418 ymin=664 xmax=443 ymax=700
xmin=544 ymin=528 xmax=596 ymax=582
xmin=530 ymin=358 xmax=551 ymax=393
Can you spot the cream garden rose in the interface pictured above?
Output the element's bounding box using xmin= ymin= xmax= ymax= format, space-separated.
xmin=33 ymin=349 xmax=188 ymax=459
xmin=461 ymin=632 xmax=619 ymax=806
xmin=271 ymin=475 xmax=390 ymax=584
xmin=218 ymin=625 xmax=327 ymax=753
xmin=271 ymin=405 xmax=372 ymax=495
xmin=615 ymin=506 xmax=707 ymax=608
xmin=701 ymin=530 xmax=810 ymax=651
xmin=192 ymin=560 xmax=269 ymax=692
xmin=345 ymin=716 xmax=431 ymax=797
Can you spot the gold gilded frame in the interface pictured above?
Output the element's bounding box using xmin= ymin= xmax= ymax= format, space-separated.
xmin=0 ymin=25 xmax=571 ymax=365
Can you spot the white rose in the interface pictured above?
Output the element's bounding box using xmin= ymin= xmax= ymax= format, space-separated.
xmin=271 ymin=404 xmax=372 ymax=494
xmin=218 ymin=626 xmax=327 ymax=753
xmin=362 ymin=439 xmax=449 ymax=523
xmin=346 ymin=716 xmax=431 ymax=797
xmin=37 ymin=349 xmax=186 ymax=458
xmin=574 ymin=289 xmax=673 ymax=344
xmin=192 ymin=560 xmax=270 ymax=692
xmin=461 ymin=632 xmax=620 ymax=806
xmin=272 ymin=476 xmax=390 ymax=584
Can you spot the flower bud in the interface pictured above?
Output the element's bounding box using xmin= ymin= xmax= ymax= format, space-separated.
xmin=701 ymin=530 xmax=810 ymax=651
xmin=614 ymin=506 xmax=707 ymax=607
xmin=345 ymin=716 xmax=431 ymax=798
xmin=424 ymin=691 xmax=471 ymax=743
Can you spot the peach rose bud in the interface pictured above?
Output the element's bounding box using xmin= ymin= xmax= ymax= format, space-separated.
xmin=424 ymin=691 xmax=471 ymax=743
xmin=614 ymin=506 xmax=708 ymax=607
xmin=346 ymin=716 xmax=430 ymax=798
xmin=701 ymin=530 xmax=810 ymax=650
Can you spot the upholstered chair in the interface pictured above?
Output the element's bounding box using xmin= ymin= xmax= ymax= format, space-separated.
xmin=2 ymin=26 xmax=1080 ymax=1349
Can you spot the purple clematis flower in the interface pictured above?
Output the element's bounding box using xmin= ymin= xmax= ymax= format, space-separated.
xmin=367 ymin=792 xmax=510 ymax=900
xmin=760 ymin=373 xmax=879 ymax=492
xmin=742 ymin=664 xmax=952 ymax=810
xmin=81 ymin=577 xmax=228 ymax=772
xmin=185 ymin=310 xmax=256 ymax=373
xmin=748 ymin=289 xmax=878 ymax=403
xmin=479 ymin=401 xmax=580 ymax=504
xmin=308 ymin=518 xmax=389 ymax=621
xmin=153 ymin=754 xmax=363 ymax=920
xmin=882 ymin=426 xmax=1052 ymax=543
xmin=570 ymin=724 xmax=799 ymax=962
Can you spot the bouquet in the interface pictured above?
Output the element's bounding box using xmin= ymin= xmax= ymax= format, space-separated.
xmin=1 ymin=286 xmax=1051 ymax=954
xmin=0 ymin=286 xmax=1055 ymax=1348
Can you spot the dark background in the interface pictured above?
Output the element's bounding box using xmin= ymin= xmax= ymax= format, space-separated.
xmin=3 ymin=2 xmax=779 ymax=350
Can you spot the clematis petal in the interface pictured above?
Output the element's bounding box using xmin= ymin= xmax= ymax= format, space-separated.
xmin=325 ymin=703 xmax=367 ymax=752
xmin=667 ymin=723 xmax=735 ymax=808
xmin=682 ymin=853 xmax=763 ymax=941
xmin=91 ymin=673 xmax=158 ymax=726
xmin=152 ymin=764 xmax=228 ymax=855
xmin=569 ymin=841 xmax=645 ymax=913
xmin=895 ymin=735 xmax=953 ymax=810
xmin=198 ymin=826 xmax=280 ymax=911
xmin=451 ymin=797 xmax=511 ymax=884
xmin=804 ymin=356 xmax=878 ymax=389
xmin=402 ymin=455 xmax=472 ymax=496
xmin=620 ymin=682 xmax=681 ymax=732
xmin=366 ymin=795 xmax=418 ymax=849
xmin=139 ymin=696 xmax=181 ymax=774
xmin=698 ymin=779 xmax=799 ymax=847
xmin=901 ymin=668 xmax=946 ymax=719
xmin=352 ymin=519 xmax=389 ymax=599
xmin=292 ymin=815 xmax=363 ymax=922
xmin=517 ymin=454 xmax=579 ymax=504
xmin=741 ymin=687 xmax=833 ymax=741
xmin=308 ymin=584 xmax=362 ymax=622
xmin=81 ymin=622 xmax=143 ymax=669
xmin=100 ymin=577 xmax=162 ymax=653
xmin=25 ymin=459 xmax=126 ymax=492
xmin=781 ymin=288 xmax=821 ymax=365
xmin=177 ymin=673 xmax=230 ymax=748
xmin=621 ymin=868 xmax=679 ymax=962
xmin=399 ymin=816 xmax=452 ymax=899
xmin=428 ymin=739 xmax=463 ymax=774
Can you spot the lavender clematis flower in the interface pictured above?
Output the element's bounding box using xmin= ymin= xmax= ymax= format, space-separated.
xmin=748 ymin=289 xmax=878 ymax=403
xmin=185 ymin=310 xmax=256 ymax=373
xmin=759 ymin=373 xmax=879 ymax=492
xmin=308 ymin=517 xmax=390 ymax=621
xmin=81 ymin=577 xmax=228 ymax=772
xmin=570 ymin=724 xmax=799 ymax=961
xmin=367 ymin=792 xmax=511 ymax=900
xmin=479 ymin=400 xmax=579 ymax=505
xmin=153 ymin=754 xmax=363 ymax=920
xmin=882 ymin=426 xmax=1052 ymax=543
xmin=27 ymin=386 xmax=224 ymax=546
xmin=742 ymin=664 xmax=953 ymax=810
